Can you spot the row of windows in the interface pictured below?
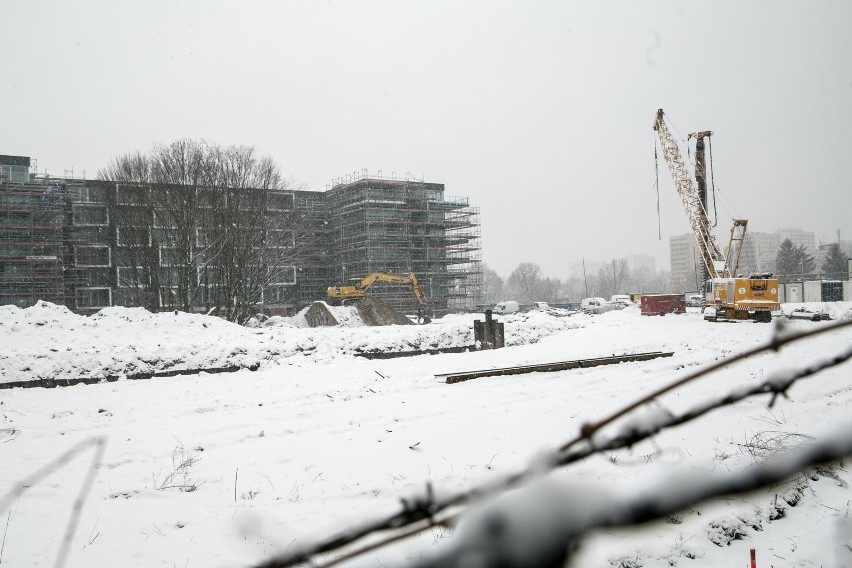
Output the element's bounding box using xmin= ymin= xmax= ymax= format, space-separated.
xmin=115 ymin=265 xmax=297 ymax=287
xmin=113 ymin=185 xmax=294 ymax=211
xmin=74 ymin=234 xmax=294 ymax=267
xmin=79 ymin=285 xmax=293 ymax=310
xmin=110 ymin=227 xmax=295 ymax=249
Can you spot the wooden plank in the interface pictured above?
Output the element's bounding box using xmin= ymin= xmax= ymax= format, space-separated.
xmin=439 ymin=351 xmax=674 ymax=384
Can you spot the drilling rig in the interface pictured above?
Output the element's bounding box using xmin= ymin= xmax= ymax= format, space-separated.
xmin=653 ymin=109 xmax=779 ymax=323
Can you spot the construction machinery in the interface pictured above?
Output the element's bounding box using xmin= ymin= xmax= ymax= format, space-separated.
xmin=327 ymin=272 xmax=430 ymax=322
xmin=653 ymin=109 xmax=779 ymax=322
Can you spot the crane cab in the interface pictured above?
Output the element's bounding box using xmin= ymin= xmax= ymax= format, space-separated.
xmin=703 ymin=276 xmax=779 ymax=323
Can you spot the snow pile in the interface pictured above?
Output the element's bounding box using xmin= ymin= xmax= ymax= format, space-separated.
xmin=0 ymin=302 xmax=588 ymax=384
xmin=779 ymin=301 xmax=852 ymax=320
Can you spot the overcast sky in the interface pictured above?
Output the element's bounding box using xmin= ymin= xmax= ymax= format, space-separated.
xmin=3 ymin=1 xmax=851 ymax=279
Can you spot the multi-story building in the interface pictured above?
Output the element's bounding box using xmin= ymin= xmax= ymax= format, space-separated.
xmin=669 ymin=233 xmax=701 ymax=293
xmin=1 ymin=159 xmax=482 ymax=317
xmin=739 ymin=231 xmax=779 ymax=276
xmin=777 ymin=228 xmax=816 ymax=254
xmin=0 ymin=156 xmax=88 ymax=308
xmin=321 ymin=175 xmax=481 ymax=315
xmin=627 ymin=254 xmax=656 ymax=279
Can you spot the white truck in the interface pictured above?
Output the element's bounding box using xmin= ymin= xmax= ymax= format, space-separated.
xmin=492 ymin=300 xmax=519 ymax=314
xmin=581 ymin=297 xmax=617 ymax=314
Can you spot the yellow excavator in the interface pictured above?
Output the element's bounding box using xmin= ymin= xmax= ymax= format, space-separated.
xmin=327 ymin=272 xmax=430 ymax=322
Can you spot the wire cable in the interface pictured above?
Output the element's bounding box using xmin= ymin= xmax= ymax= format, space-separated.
xmin=654 ymin=136 xmax=661 ymax=240
xmin=708 ymin=135 xmax=718 ymax=227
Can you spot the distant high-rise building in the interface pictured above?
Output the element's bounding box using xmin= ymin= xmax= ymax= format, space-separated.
xmin=777 ymin=228 xmax=816 ymax=253
xmin=669 ymin=234 xmax=700 ymax=293
xmin=627 ymin=254 xmax=656 ymax=278
xmin=739 ymin=231 xmax=779 ymax=275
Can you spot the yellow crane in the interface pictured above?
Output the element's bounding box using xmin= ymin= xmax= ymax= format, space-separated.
xmin=653 ymin=109 xmax=779 ymax=323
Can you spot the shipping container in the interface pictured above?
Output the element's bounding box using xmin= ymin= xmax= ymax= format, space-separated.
xmin=640 ymin=294 xmax=686 ymax=316
xmin=822 ymin=281 xmax=843 ymax=302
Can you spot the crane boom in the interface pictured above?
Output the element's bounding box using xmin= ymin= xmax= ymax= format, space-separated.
xmin=653 ymin=109 xmax=727 ymax=278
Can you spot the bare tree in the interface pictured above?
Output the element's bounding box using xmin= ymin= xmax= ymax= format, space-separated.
xmin=99 ymin=139 xmax=297 ymax=322
xmin=505 ymin=262 xmax=545 ymax=303
xmin=481 ymin=265 xmax=505 ymax=304
xmin=597 ymin=258 xmax=629 ymax=299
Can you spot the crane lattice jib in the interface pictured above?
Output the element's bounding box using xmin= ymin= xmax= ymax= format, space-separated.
xmin=653 ymin=109 xmax=725 ymax=279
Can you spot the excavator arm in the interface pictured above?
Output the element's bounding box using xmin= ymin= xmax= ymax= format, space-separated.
xmin=327 ymin=272 xmax=427 ymax=305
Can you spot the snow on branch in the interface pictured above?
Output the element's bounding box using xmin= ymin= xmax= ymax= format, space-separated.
xmin=409 ymin=425 xmax=852 ymax=568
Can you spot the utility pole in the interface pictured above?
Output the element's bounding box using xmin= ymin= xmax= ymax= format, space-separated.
xmin=582 ymin=258 xmax=589 ymax=298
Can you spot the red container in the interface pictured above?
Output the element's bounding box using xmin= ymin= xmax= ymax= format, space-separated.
xmin=640 ymin=294 xmax=686 ymax=316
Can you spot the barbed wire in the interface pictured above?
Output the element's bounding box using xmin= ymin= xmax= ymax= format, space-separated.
xmin=408 ymin=424 xmax=852 ymax=568
xmin=254 ymin=318 xmax=852 ymax=568
xmin=0 ymin=436 xmax=106 ymax=568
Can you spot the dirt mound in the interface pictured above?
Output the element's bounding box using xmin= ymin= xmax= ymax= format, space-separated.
xmin=355 ymin=297 xmax=413 ymax=326
xmin=303 ymin=302 xmax=340 ymax=327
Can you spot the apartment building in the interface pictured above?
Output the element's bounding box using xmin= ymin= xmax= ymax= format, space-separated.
xmin=1 ymin=158 xmax=482 ymax=317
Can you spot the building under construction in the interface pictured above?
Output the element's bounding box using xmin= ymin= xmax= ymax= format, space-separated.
xmin=0 ymin=156 xmax=91 ymax=309
xmin=1 ymin=158 xmax=482 ymax=317
xmin=320 ymin=174 xmax=481 ymax=316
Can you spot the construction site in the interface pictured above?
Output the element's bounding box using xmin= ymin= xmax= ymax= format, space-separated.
xmin=0 ymin=156 xmax=90 ymax=310
xmin=321 ymin=173 xmax=481 ymax=316
xmin=0 ymin=158 xmax=483 ymax=320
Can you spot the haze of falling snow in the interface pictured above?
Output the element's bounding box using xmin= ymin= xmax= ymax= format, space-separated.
xmin=2 ymin=1 xmax=851 ymax=278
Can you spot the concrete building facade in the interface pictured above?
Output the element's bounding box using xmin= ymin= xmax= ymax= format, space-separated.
xmin=627 ymin=254 xmax=656 ymax=279
xmin=669 ymin=233 xmax=700 ymax=293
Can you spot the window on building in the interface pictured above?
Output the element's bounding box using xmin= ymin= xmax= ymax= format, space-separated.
xmin=267 ymin=192 xmax=294 ymax=211
xmin=117 ymin=227 xmax=151 ymax=247
xmin=152 ymin=228 xmax=178 ymax=247
xmin=159 ymin=247 xmax=180 ymax=267
xmin=75 ymin=227 xmax=110 ymax=245
xmin=197 ymin=268 xmax=219 ymax=287
xmin=193 ymin=285 xmax=214 ymax=305
xmin=264 ymin=285 xmax=289 ymax=303
xmin=159 ymin=287 xmax=179 ymax=308
xmin=152 ymin=209 xmax=173 ymax=228
xmin=116 ymin=266 xmax=145 ymax=287
xmin=116 ymin=185 xmax=149 ymax=205
xmin=75 ymin=246 xmax=111 ymax=267
xmin=76 ymin=287 xmax=112 ymax=309
xmin=86 ymin=267 xmax=113 ymax=287
xmin=73 ymin=204 xmax=108 ymax=226
xmin=158 ymin=267 xmax=181 ymax=286
xmin=74 ymin=185 xmax=109 ymax=203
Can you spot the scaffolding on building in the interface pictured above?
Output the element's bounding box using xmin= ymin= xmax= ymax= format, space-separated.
xmin=0 ymin=179 xmax=88 ymax=309
xmin=3 ymin=158 xmax=482 ymax=319
xmin=290 ymin=190 xmax=332 ymax=311
xmin=324 ymin=178 xmax=482 ymax=316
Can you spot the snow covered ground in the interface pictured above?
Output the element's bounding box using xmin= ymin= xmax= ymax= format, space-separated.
xmin=1 ymin=302 xmax=851 ymax=567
